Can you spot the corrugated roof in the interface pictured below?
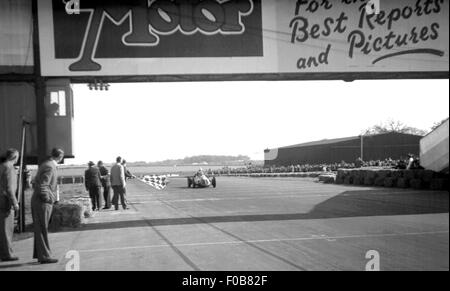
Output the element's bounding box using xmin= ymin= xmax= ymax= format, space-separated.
xmin=275 ymin=132 xmax=423 ymax=150
xmin=280 ymin=136 xmax=360 ymax=149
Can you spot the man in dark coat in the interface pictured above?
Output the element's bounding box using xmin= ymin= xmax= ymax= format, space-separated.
xmin=97 ymin=161 xmax=111 ymax=209
xmin=85 ymin=161 xmax=103 ymax=211
xmin=32 ymin=148 xmax=64 ymax=264
xmin=0 ymin=149 xmax=20 ymax=262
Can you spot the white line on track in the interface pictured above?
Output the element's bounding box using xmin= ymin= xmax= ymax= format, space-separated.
xmin=77 ymin=230 xmax=449 ymax=253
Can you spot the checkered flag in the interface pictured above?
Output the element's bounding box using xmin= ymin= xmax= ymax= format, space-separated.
xmin=141 ymin=175 xmax=169 ymax=190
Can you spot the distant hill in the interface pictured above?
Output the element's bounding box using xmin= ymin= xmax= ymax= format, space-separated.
xmin=129 ymin=155 xmax=252 ymax=166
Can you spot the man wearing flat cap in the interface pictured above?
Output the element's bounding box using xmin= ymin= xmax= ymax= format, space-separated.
xmin=85 ymin=161 xmax=103 ymax=211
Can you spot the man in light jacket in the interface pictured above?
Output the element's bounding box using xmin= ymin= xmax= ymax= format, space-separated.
xmin=32 ymin=148 xmax=64 ymax=264
xmin=110 ymin=156 xmax=127 ymax=210
xmin=0 ymin=149 xmax=20 ymax=262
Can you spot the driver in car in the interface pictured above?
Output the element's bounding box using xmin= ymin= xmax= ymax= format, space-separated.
xmin=194 ymin=168 xmax=210 ymax=185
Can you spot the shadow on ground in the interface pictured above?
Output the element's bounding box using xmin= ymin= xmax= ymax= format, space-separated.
xmin=0 ymin=262 xmax=40 ymax=270
xmin=52 ymin=189 xmax=449 ymax=232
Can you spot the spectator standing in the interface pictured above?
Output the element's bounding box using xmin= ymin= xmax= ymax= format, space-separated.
xmin=85 ymin=161 xmax=103 ymax=211
xmin=406 ymin=154 xmax=414 ymax=170
xmin=111 ymin=156 xmax=127 ymax=210
xmin=121 ymin=159 xmax=135 ymax=206
xmin=0 ymin=149 xmax=20 ymax=262
xmin=122 ymin=160 xmax=135 ymax=180
xmin=355 ymin=157 xmax=363 ymax=168
xmin=98 ymin=161 xmax=111 ymax=209
xmin=31 ymin=148 xmax=64 ymax=264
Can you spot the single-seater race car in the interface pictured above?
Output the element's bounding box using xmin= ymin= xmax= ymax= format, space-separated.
xmin=187 ymin=169 xmax=217 ymax=188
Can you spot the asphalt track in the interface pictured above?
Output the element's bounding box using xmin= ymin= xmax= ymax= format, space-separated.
xmin=2 ymin=177 xmax=449 ymax=271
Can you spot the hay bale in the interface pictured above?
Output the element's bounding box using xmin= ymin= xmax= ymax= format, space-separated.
xmin=415 ymin=170 xmax=425 ymax=180
xmin=358 ymin=170 xmax=366 ymax=182
xmin=366 ymin=170 xmax=377 ymax=180
xmin=335 ymin=176 xmax=344 ymax=184
xmin=352 ymin=177 xmax=362 ymax=186
xmin=403 ymin=170 xmax=415 ymax=180
xmin=67 ymin=197 xmax=93 ymax=218
xmin=343 ymin=176 xmax=352 ymax=185
xmin=50 ymin=203 xmax=84 ymax=230
xmin=358 ymin=170 xmax=366 ymax=180
xmin=374 ymin=177 xmax=385 ymax=187
xmin=392 ymin=170 xmax=402 ymax=179
xmin=422 ymin=170 xmax=435 ymax=183
xmin=397 ymin=178 xmax=409 ymax=188
xmin=430 ymin=179 xmax=446 ymax=191
xmin=318 ymin=174 xmax=336 ymax=184
xmin=384 ymin=177 xmax=396 ymax=188
xmin=363 ymin=177 xmax=375 ymax=186
xmin=352 ymin=171 xmax=364 ymax=185
xmin=410 ymin=179 xmax=423 ymax=189
xmin=337 ymin=169 xmax=347 ymax=180
xmin=351 ymin=170 xmax=360 ymax=179
xmin=377 ymin=170 xmax=391 ymax=179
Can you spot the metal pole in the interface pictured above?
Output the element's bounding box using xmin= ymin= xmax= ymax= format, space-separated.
xmin=17 ymin=119 xmax=28 ymax=233
xmin=32 ymin=0 xmax=48 ymax=164
xmin=360 ymin=135 xmax=364 ymax=161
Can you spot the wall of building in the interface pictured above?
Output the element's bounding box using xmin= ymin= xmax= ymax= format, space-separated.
xmin=0 ymin=82 xmax=38 ymax=159
xmin=361 ymin=132 xmax=421 ymax=161
xmin=420 ymin=119 xmax=449 ymax=173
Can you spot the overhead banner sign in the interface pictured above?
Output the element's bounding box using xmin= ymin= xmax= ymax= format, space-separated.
xmin=38 ymin=0 xmax=449 ymax=77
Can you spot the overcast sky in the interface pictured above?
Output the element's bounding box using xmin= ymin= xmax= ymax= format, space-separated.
xmin=68 ymin=79 xmax=449 ymax=164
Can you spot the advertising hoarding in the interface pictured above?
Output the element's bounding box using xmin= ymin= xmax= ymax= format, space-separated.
xmin=37 ymin=0 xmax=449 ymax=79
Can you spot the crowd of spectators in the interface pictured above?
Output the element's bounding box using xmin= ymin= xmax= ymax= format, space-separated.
xmin=209 ymin=156 xmax=422 ymax=175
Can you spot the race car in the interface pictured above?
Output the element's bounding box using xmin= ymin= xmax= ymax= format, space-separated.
xmin=187 ymin=171 xmax=217 ymax=188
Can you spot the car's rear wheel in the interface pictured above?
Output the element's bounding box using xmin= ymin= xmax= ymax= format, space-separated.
xmin=187 ymin=178 xmax=192 ymax=188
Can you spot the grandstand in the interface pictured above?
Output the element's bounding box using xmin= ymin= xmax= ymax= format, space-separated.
xmin=264 ymin=132 xmax=422 ymax=166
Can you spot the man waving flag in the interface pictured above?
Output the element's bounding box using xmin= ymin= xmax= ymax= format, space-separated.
xmin=141 ymin=175 xmax=169 ymax=190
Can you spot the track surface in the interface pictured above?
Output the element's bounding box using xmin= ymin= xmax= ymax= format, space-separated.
xmin=2 ymin=177 xmax=449 ymax=271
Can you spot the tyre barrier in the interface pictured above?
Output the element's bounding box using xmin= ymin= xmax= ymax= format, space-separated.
xmin=336 ymin=169 xmax=449 ymax=191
